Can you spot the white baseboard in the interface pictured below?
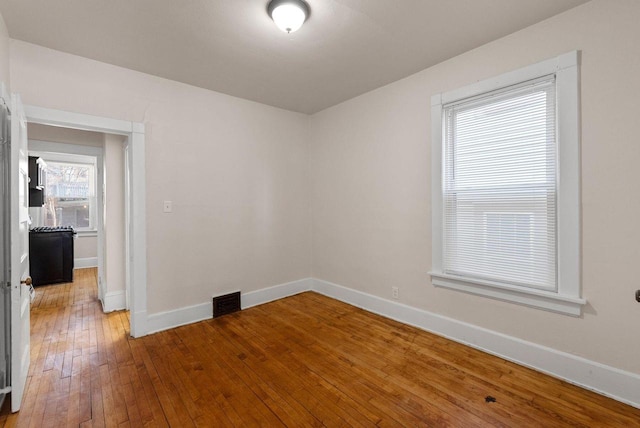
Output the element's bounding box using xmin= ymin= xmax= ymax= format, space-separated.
xmin=101 ymin=290 xmax=126 ymax=313
xmin=146 ymin=278 xmax=313 ymax=335
xmin=130 ymin=310 xmax=147 ymax=339
xmin=147 ymin=301 xmax=212 ymax=335
xmin=311 ymin=278 xmax=640 ymax=410
xmin=242 ymin=278 xmax=313 ymax=309
xmin=74 ymin=257 xmax=98 ymax=268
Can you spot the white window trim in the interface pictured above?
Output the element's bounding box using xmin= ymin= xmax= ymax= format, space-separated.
xmin=429 ymin=51 xmax=585 ymax=316
xmin=29 ymin=140 xmax=102 ymax=233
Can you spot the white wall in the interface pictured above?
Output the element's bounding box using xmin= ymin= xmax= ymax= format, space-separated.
xmin=103 ymin=133 xmax=125 ymax=294
xmin=28 ymin=123 xmax=103 ymax=147
xmin=74 ymin=235 xmax=97 ymax=259
xmin=10 ymin=41 xmax=312 ymax=315
xmin=310 ymin=0 xmax=640 ymax=375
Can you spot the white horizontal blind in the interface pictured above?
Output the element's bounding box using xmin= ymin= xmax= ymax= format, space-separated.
xmin=442 ymin=76 xmax=557 ymax=291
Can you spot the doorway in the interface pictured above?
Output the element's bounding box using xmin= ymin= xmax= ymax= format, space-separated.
xmin=24 ymin=105 xmax=147 ymax=337
xmin=27 ymin=124 xmax=127 ymax=314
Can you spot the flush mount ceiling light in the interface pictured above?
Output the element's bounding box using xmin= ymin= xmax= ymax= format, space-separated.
xmin=267 ymin=0 xmax=310 ymax=34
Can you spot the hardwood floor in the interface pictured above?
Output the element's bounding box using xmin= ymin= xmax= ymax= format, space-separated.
xmin=1 ymin=268 xmax=639 ymax=427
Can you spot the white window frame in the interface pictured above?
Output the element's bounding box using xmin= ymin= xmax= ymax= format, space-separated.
xmin=42 ymin=156 xmax=97 ymax=232
xmin=29 ymin=141 xmax=102 ymax=236
xmin=429 ymin=51 xmax=585 ymax=316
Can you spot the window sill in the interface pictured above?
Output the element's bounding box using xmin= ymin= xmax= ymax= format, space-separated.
xmin=429 ymin=271 xmax=586 ymax=316
xmin=75 ymin=230 xmax=98 ymax=237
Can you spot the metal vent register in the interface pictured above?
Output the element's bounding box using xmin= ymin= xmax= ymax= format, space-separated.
xmin=212 ymin=291 xmax=241 ymax=318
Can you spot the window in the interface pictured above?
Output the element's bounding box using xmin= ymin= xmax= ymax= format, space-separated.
xmin=430 ymin=52 xmax=584 ymax=315
xmin=40 ymin=157 xmax=97 ymax=232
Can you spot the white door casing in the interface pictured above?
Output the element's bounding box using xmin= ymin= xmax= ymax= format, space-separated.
xmin=23 ymin=105 xmax=147 ymax=337
xmin=10 ymin=93 xmax=30 ymax=413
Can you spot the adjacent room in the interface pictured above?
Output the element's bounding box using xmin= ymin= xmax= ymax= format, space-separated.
xmin=0 ymin=0 xmax=639 ymax=426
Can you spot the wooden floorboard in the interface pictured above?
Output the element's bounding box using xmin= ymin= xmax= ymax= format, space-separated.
xmin=1 ymin=268 xmax=639 ymax=427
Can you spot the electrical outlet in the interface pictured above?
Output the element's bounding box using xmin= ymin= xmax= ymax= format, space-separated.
xmin=163 ymin=200 xmax=173 ymax=213
xmin=392 ymin=287 xmax=399 ymax=299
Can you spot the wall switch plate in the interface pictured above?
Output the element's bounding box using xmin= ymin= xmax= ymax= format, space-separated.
xmin=392 ymin=287 xmax=399 ymax=299
xmin=163 ymin=200 xmax=172 ymax=213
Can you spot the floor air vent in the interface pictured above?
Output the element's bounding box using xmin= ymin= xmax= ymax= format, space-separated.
xmin=212 ymin=291 xmax=241 ymax=318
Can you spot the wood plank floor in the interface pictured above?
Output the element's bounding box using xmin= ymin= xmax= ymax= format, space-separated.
xmin=1 ymin=268 xmax=639 ymax=427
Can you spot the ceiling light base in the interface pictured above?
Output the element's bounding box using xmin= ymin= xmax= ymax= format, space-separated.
xmin=267 ymin=0 xmax=310 ymax=33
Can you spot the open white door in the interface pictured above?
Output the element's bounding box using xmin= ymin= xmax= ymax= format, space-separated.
xmin=10 ymin=93 xmax=30 ymax=412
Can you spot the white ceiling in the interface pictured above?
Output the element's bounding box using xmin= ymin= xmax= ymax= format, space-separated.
xmin=0 ymin=0 xmax=589 ymax=114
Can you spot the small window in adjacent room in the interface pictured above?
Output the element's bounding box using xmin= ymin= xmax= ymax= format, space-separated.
xmin=42 ymin=158 xmax=97 ymax=232
xmin=429 ymin=51 xmax=585 ymax=316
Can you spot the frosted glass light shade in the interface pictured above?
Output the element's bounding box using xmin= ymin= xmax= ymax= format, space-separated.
xmin=268 ymin=0 xmax=310 ymax=33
